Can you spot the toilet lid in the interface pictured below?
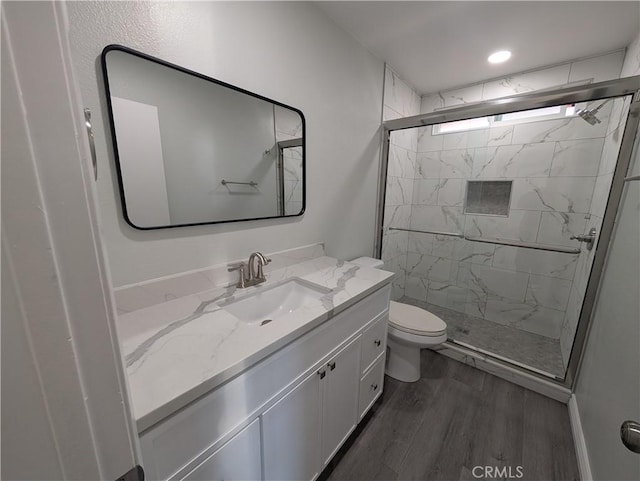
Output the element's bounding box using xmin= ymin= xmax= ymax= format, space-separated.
xmin=389 ymin=301 xmax=447 ymax=337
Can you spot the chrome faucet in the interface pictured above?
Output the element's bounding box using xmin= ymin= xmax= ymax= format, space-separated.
xmin=228 ymin=252 xmax=271 ymax=288
xmin=247 ymin=252 xmax=271 ymax=285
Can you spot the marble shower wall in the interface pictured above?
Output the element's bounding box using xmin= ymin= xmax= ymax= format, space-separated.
xmin=559 ymin=40 xmax=640 ymax=366
xmin=382 ymin=51 xmax=627 ymax=343
xmin=381 ymin=66 xmax=421 ymax=300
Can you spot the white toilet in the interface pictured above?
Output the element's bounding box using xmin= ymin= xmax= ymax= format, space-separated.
xmin=351 ymin=257 xmax=448 ymax=382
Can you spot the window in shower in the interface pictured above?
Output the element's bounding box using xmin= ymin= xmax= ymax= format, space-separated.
xmin=432 ymin=102 xmax=585 ymax=134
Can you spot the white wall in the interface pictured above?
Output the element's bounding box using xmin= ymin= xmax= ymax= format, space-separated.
xmin=1 ymin=2 xmax=139 ymax=478
xmin=573 ymin=32 xmax=640 ymax=481
xmin=67 ymin=1 xmax=384 ymax=287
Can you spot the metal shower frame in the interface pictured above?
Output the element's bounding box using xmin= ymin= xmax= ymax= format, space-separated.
xmin=374 ymin=75 xmax=640 ymax=389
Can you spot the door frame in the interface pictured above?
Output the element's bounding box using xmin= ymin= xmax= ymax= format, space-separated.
xmin=2 ymin=1 xmax=140 ymax=478
xmin=374 ymin=75 xmax=640 ymax=389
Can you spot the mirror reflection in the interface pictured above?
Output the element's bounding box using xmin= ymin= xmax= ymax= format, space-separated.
xmin=102 ymin=46 xmax=305 ymax=229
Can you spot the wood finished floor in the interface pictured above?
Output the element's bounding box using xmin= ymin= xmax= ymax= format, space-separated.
xmin=323 ymin=350 xmax=580 ymax=481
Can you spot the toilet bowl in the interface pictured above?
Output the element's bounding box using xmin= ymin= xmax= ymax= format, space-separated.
xmin=351 ymin=257 xmax=448 ymax=382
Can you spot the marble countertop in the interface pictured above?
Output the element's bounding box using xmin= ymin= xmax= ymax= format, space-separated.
xmin=116 ymin=256 xmax=394 ymax=433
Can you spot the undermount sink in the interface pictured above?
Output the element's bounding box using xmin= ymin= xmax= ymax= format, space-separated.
xmin=221 ymin=278 xmax=330 ymax=325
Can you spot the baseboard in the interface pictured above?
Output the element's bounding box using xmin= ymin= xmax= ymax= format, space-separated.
xmin=569 ymin=395 xmax=593 ymax=481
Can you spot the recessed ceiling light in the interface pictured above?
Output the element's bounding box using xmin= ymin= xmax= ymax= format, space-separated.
xmin=488 ymin=50 xmax=512 ymax=64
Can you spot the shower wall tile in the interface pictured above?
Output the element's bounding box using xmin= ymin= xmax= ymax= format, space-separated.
xmin=390 ymin=128 xmax=418 ymax=152
xmin=599 ymin=126 xmax=624 ymax=176
xmin=439 ymin=149 xmax=474 ymax=177
xmin=463 ymin=210 xmax=541 ymax=242
xmin=549 ymin=138 xmax=605 ymax=177
xmin=467 ymin=264 xmax=529 ymax=301
xmin=406 ymin=253 xmax=452 ymax=282
xmin=525 ymin=274 xmax=572 ymax=311
xmin=384 ymin=67 xmax=420 ymax=118
xmin=404 ymin=275 xmax=429 ymax=302
xmin=385 ymin=177 xmax=414 ymax=206
xmin=436 ymin=178 xmax=465 ymax=206
xmin=419 ymin=85 xmax=483 ymax=113
xmin=472 ymin=142 xmax=555 ymax=178
xmin=412 ymin=178 xmax=441 ymax=205
xmin=492 ymin=246 xmax=578 ymax=280
xmin=485 ymin=298 xmax=565 ymax=339
xmin=431 ymin=235 xmax=460 ymax=259
xmin=383 ymin=204 xmax=411 ymax=229
xmin=486 ymin=126 xmax=515 ymax=146
xmin=415 ymin=152 xmax=441 ymax=178
xmin=381 ymin=229 xmax=408 ymax=260
xmin=481 ymin=65 xmax=570 ymax=100
xmin=439 ymin=85 xmax=484 ymax=108
xmin=511 ymin=106 xmax=610 ymax=144
xmin=407 ymin=231 xmax=434 ymax=254
xmin=568 ymin=50 xmax=624 ymax=83
xmin=388 ymin=144 xmax=417 ymax=178
xmin=588 ymin=159 xmax=623 ymax=220
xmin=410 ymin=205 xmax=464 ymax=233
xmin=420 ymin=93 xmax=444 ymax=114
xmin=536 ymin=212 xmax=588 ymax=247
xmin=510 ymin=177 xmax=596 ymax=213
xmin=417 ymin=126 xmax=444 ymax=152
xmin=606 ymin=97 xmax=631 ymax=136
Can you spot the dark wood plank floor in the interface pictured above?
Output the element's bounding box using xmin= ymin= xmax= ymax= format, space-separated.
xmin=323 ymin=350 xmax=580 ymax=481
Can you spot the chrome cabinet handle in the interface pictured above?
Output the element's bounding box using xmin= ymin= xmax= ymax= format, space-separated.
xmin=371 ymin=383 xmax=378 ymax=391
xmin=374 ymin=339 xmax=381 ymax=347
xmin=328 ymin=361 xmax=336 ymax=371
xmin=621 ymin=420 xmax=640 ymax=453
xmin=317 ymin=369 xmax=326 ymax=379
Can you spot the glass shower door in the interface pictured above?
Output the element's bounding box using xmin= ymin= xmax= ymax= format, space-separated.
xmin=381 ymin=92 xmax=636 ymax=380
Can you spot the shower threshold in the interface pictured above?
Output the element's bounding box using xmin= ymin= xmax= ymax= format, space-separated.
xmin=397 ymin=296 xmax=565 ymax=379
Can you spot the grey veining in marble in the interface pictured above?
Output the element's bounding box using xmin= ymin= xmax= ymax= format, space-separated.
xmin=118 ymin=255 xmax=394 ymax=431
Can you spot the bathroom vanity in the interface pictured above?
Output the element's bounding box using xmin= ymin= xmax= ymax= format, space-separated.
xmin=116 ymin=251 xmax=393 ymax=480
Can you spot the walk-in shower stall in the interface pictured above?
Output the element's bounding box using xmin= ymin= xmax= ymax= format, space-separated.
xmin=376 ymin=77 xmax=640 ymax=385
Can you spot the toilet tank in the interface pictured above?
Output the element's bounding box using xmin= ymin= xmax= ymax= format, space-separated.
xmin=350 ymin=257 xmax=384 ymax=269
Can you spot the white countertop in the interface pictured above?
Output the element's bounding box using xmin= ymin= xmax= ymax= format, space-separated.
xmin=117 ymin=256 xmax=394 ymax=432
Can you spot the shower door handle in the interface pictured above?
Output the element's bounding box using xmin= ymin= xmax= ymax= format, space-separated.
xmin=621 ymin=421 xmax=640 ymax=454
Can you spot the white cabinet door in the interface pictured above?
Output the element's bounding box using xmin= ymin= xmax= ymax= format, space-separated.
xmin=262 ymin=370 xmax=322 ymax=481
xmin=180 ymin=419 xmax=261 ymax=481
xmin=321 ymin=336 xmax=361 ymax=465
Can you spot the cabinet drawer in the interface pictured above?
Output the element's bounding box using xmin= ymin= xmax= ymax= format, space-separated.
xmin=360 ymin=314 xmax=387 ymax=374
xmin=180 ymin=419 xmax=261 ymax=481
xmin=358 ymin=355 xmax=385 ymax=420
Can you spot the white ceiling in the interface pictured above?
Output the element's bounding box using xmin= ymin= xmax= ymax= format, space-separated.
xmin=315 ymin=1 xmax=640 ymax=94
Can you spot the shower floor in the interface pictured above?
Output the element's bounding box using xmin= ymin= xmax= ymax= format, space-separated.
xmin=397 ymin=296 xmax=565 ymax=379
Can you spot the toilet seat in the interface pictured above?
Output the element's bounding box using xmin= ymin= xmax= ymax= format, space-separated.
xmin=389 ymin=301 xmax=447 ymax=337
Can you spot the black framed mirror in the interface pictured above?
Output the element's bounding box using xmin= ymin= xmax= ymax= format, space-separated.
xmin=101 ymin=45 xmax=306 ymax=230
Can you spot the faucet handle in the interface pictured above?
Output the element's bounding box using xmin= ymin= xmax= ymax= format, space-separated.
xmin=228 ymin=262 xmax=247 ymax=288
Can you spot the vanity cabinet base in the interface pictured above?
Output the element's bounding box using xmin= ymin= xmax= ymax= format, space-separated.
xmin=140 ymin=284 xmax=391 ymax=481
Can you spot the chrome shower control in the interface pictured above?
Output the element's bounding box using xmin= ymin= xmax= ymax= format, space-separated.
xmin=570 ymin=227 xmax=597 ymax=250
